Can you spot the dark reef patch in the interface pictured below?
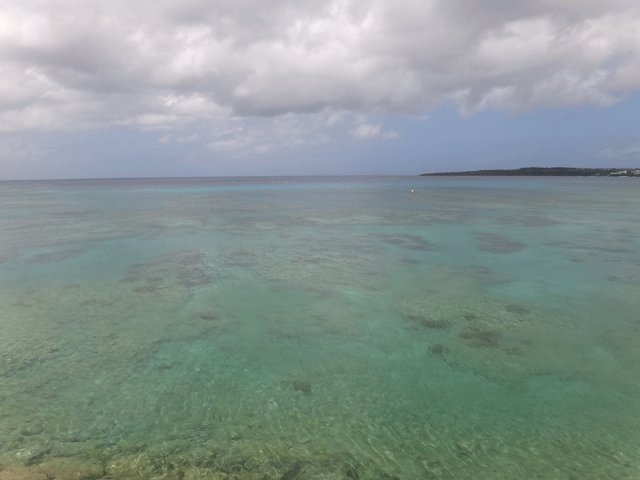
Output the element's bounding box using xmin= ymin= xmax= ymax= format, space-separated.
xmin=197 ymin=311 xmax=219 ymax=321
xmin=545 ymin=240 xmax=634 ymax=255
xmin=398 ymin=257 xmax=422 ymax=265
xmin=474 ymin=232 xmax=526 ymax=254
xmin=496 ymin=214 xmax=560 ymax=227
xmin=606 ymin=275 xmax=639 ymax=284
xmin=123 ymin=249 xmax=214 ymax=290
xmin=177 ymin=252 xmax=212 ymax=287
xmin=376 ymin=233 xmax=439 ymax=251
xmin=429 ymin=344 xmax=449 ymax=356
xmin=293 ymin=380 xmax=312 ymax=394
xmin=24 ymin=248 xmax=86 ymax=264
xmin=222 ymin=248 xmax=256 ymax=268
xmin=407 ymin=315 xmax=451 ymax=330
xmin=505 ymin=304 xmax=529 ymax=315
xmin=502 ymin=345 xmax=524 ymax=356
xmin=134 ymin=285 xmax=161 ymax=294
xmin=458 ymin=328 xmax=502 ymax=348
xmin=463 ymin=264 xmax=510 ymax=286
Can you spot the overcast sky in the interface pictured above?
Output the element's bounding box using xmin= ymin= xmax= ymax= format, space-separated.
xmin=1 ymin=0 xmax=639 ymax=179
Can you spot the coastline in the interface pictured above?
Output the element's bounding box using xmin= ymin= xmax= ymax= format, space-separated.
xmin=421 ymin=167 xmax=640 ymax=177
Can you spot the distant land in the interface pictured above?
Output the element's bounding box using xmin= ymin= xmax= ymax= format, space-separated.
xmin=421 ymin=167 xmax=640 ymax=177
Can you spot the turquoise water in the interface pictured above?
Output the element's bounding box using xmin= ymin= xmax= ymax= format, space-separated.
xmin=0 ymin=176 xmax=639 ymax=480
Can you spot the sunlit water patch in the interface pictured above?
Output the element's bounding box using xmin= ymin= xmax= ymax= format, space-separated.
xmin=0 ymin=176 xmax=639 ymax=480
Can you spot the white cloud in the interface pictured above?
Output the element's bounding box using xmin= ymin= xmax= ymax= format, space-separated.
xmin=206 ymin=110 xmax=335 ymax=155
xmin=158 ymin=132 xmax=200 ymax=144
xmin=351 ymin=123 xmax=380 ymax=139
xmin=0 ymin=0 xmax=639 ymax=151
xmin=349 ymin=122 xmax=398 ymax=140
xmin=176 ymin=133 xmax=200 ymax=143
xmin=382 ymin=130 xmax=399 ymax=140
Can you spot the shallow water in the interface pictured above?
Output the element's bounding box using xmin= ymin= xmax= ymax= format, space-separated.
xmin=1 ymin=176 xmax=639 ymax=480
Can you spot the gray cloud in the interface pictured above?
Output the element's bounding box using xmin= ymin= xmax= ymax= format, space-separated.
xmin=1 ymin=0 xmax=639 ymax=138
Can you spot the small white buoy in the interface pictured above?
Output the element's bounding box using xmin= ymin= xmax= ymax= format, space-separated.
xmin=411 ymin=189 xmax=415 ymax=192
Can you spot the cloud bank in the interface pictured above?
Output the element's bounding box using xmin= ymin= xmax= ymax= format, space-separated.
xmin=1 ymin=0 xmax=639 ymax=148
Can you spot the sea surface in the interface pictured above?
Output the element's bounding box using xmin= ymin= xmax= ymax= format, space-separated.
xmin=0 ymin=175 xmax=639 ymax=480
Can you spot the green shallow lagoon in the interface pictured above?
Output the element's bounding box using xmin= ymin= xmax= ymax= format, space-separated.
xmin=0 ymin=176 xmax=639 ymax=480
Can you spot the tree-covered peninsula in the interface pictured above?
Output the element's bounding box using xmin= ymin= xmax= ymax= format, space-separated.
xmin=421 ymin=167 xmax=640 ymax=177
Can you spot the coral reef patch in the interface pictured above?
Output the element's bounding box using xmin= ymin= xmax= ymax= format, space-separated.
xmin=24 ymin=249 xmax=86 ymax=264
xmin=474 ymin=232 xmax=526 ymax=253
xmin=376 ymin=233 xmax=439 ymax=251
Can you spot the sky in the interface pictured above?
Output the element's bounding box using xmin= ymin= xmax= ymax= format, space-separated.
xmin=1 ymin=0 xmax=639 ymax=179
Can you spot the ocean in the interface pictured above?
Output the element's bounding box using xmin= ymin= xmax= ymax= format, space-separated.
xmin=0 ymin=175 xmax=639 ymax=480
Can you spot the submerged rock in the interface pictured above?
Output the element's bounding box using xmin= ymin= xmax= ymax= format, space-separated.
xmin=295 ymin=430 xmax=312 ymax=444
xmin=20 ymin=423 xmax=45 ymax=436
xmin=293 ymin=380 xmax=312 ymax=394
xmin=38 ymin=458 xmax=104 ymax=480
xmin=106 ymin=453 xmax=152 ymax=478
xmin=505 ymin=304 xmax=529 ymax=315
xmin=0 ymin=458 xmax=104 ymax=480
xmin=280 ymin=462 xmax=303 ymax=480
xmin=25 ymin=449 xmax=51 ymax=466
xmin=0 ymin=466 xmax=48 ymax=480
xmin=183 ymin=466 xmax=226 ymax=480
